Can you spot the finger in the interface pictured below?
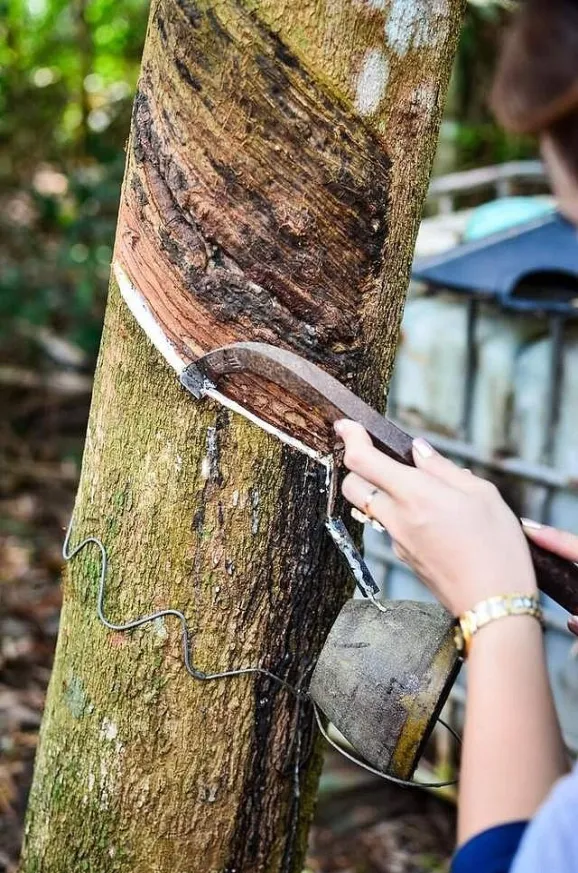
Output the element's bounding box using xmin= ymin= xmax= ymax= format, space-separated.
xmin=521 ymin=519 xmax=578 ymax=563
xmin=341 ymin=471 xmax=394 ymax=528
xmin=334 ymin=419 xmax=418 ymax=497
xmin=568 ymin=615 xmax=578 ymax=637
xmin=412 ymin=437 xmax=476 ymax=491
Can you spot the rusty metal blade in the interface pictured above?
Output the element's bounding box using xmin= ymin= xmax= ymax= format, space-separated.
xmin=183 ymin=342 xmax=414 ymax=465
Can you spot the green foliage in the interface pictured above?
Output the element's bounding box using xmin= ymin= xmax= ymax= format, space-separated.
xmin=0 ymin=0 xmax=148 ymax=360
xmin=0 ymin=0 xmax=536 ymax=363
xmin=454 ymin=122 xmax=536 ymax=170
xmin=435 ymin=3 xmax=539 ymax=175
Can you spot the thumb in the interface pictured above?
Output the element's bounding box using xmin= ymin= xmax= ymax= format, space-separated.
xmin=521 ymin=520 xmax=578 ymax=563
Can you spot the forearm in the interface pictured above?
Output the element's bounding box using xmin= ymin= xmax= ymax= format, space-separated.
xmin=333 ymin=421 xmax=572 ymax=847
xmin=458 ymin=613 xmax=569 ymax=845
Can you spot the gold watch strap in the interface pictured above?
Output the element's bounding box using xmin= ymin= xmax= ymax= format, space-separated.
xmin=454 ymin=593 xmax=543 ymax=658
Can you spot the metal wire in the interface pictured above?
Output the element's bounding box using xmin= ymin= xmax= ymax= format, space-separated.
xmin=63 ymin=517 xmax=313 ymax=873
xmin=62 ymin=517 xmax=461 ymax=792
xmin=313 ymin=704 xmax=460 ymax=789
xmin=62 ymin=521 xmax=308 ymax=699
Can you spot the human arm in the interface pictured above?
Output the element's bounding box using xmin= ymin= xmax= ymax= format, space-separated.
xmin=457 ymin=610 xmax=567 ymax=844
xmin=334 ymin=419 xmax=569 ymax=846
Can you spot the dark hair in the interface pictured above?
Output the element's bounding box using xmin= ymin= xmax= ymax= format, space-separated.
xmin=491 ymin=0 xmax=578 ymax=178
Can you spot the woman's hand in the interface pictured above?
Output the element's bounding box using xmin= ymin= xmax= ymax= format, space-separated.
xmin=521 ymin=520 xmax=578 ymax=636
xmin=335 ymin=419 xmax=537 ymax=617
xmin=335 ymin=421 xmax=569 ymax=842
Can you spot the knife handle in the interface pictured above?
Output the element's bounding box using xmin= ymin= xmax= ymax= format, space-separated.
xmin=527 ymin=539 xmax=578 ymax=614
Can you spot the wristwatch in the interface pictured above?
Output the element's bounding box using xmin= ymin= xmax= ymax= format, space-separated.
xmin=454 ymin=592 xmax=543 ymax=658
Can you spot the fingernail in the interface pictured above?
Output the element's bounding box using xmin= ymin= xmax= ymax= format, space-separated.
xmin=521 ymin=518 xmax=543 ymax=530
xmin=568 ymin=616 xmax=578 ymax=635
xmin=334 ymin=419 xmax=356 ymax=436
xmin=413 ymin=437 xmax=434 ymax=459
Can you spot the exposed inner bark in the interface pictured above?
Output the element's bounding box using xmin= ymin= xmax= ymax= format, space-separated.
xmin=116 ymin=0 xmax=391 ymax=452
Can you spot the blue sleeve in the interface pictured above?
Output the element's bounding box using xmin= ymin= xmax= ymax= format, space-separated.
xmin=451 ymin=821 xmax=529 ymax=873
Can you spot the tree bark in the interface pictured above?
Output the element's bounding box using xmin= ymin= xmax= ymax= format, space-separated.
xmin=21 ymin=2 xmax=463 ymax=872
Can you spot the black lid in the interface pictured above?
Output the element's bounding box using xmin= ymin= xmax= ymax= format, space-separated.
xmin=412 ymin=213 xmax=578 ymax=315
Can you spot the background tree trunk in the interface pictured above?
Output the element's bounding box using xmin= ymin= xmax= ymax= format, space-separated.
xmin=21 ymin=2 xmax=463 ymax=871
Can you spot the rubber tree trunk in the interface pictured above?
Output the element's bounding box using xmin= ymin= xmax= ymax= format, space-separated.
xmin=21 ymin=2 xmax=463 ymax=871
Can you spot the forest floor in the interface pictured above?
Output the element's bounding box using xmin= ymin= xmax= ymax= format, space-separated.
xmin=0 ymin=380 xmax=456 ymax=873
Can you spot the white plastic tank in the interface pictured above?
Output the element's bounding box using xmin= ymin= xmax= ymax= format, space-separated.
xmin=363 ymin=307 xmax=578 ymax=749
xmin=362 ymin=189 xmax=578 ymax=752
xmin=393 ymin=295 xmax=467 ymax=436
xmin=472 ymin=314 xmax=543 ymax=456
xmin=512 ymin=331 xmax=578 ymax=578
xmin=513 ymin=331 xmax=578 ymax=561
xmin=394 ymin=295 xmax=542 ymax=456
xmin=372 ymin=294 xmax=541 ymax=610
xmin=513 ymin=329 xmax=578 ymax=509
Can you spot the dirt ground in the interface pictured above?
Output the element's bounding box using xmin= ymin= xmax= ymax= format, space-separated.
xmin=0 ymin=382 xmax=456 ymax=873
